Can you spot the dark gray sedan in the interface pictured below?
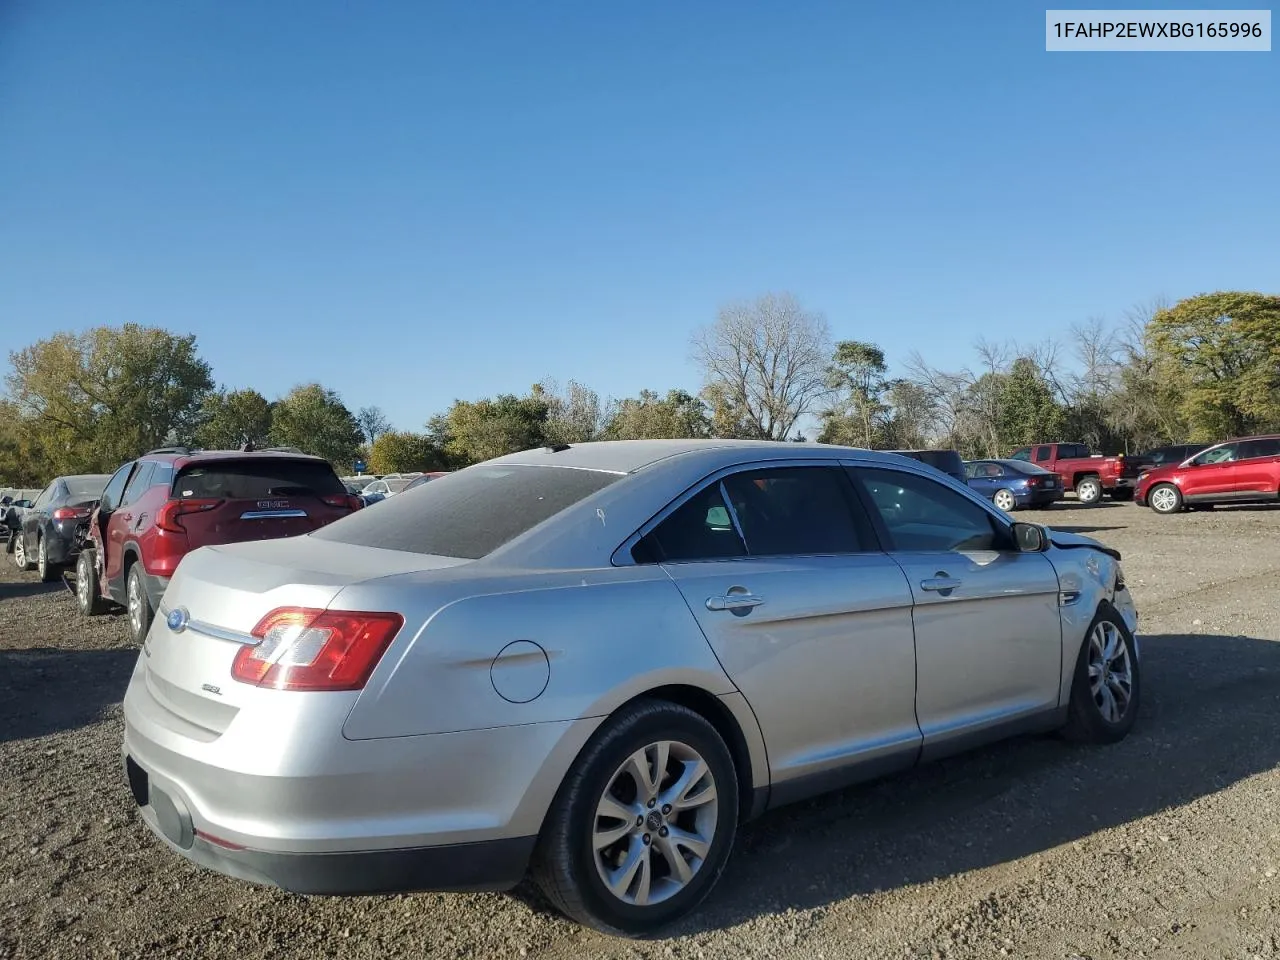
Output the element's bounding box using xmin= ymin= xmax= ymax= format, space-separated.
xmin=12 ymin=474 xmax=111 ymax=582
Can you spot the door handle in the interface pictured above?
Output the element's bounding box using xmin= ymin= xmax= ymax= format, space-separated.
xmin=706 ymin=593 xmax=766 ymax=612
xmin=920 ymin=577 xmax=963 ymax=593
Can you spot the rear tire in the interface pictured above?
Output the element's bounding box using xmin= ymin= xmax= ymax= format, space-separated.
xmin=1148 ymin=483 xmax=1183 ymax=515
xmin=1061 ymin=605 xmax=1140 ymax=744
xmin=36 ymin=535 xmax=59 ymax=583
xmin=992 ymin=488 xmax=1017 ymax=512
xmin=76 ymin=550 xmax=108 ymax=616
xmin=532 ymin=699 xmax=739 ymax=936
xmin=1075 ymin=477 xmax=1102 ymax=505
xmin=126 ymin=564 xmax=153 ymax=644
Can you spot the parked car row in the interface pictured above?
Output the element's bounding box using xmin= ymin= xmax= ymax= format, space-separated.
xmin=1135 ymin=434 xmax=1280 ymax=514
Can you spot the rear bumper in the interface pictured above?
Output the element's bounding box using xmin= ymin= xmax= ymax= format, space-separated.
xmin=45 ymin=525 xmax=85 ymax=565
xmin=124 ymin=752 xmax=535 ymax=894
xmin=121 ymin=656 xmax=598 ymax=894
xmin=1110 ymin=477 xmax=1136 ymax=489
xmin=1017 ymin=489 xmax=1061 ymax=506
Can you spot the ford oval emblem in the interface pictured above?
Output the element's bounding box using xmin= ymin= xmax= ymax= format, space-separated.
xmin=167 ymin=607 xmax=189 ymax=633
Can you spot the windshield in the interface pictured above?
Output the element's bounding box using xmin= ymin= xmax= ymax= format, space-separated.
xmin=312 ymin=464 xmax=621 ymax=559
xmin=63 ymin=476 xmax=111 ymax=500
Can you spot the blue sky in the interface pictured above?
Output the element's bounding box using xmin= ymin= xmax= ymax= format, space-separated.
xmin=1 ymin=1 xmax=1276 ymax=432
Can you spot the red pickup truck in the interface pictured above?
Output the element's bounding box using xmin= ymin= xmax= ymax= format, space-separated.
xmin=1008 ymin=442 xmax=1144 ymax=504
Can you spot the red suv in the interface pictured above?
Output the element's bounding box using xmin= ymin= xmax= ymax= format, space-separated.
xmin=76 ymin=446 xmax=362 ymax=642
xmin=1135 ymin=435 xmax=1280 ymax=515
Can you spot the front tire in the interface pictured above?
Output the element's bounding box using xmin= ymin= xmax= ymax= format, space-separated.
xmin=13 ymin=533 xmax=34 ymax=571
xmin=76 ymin=550 xmax=108 ymax=615
xmin=1075 ymin=477 xmax=1103 ymax=505
xmin=126 ymin=564 xmax=153 ymax=644
xmin=992 ymin=488 xmax=1017 ymax=512
xmin=1148 ymin=482 xmax=1183 ymax=515
xmin=1061 ymin=606 xmax=1140 ymax=744
xmin=533 ymin=699 xmax=739 ymax=936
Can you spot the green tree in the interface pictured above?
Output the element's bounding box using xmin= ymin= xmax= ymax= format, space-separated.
xmin=603 ymin=389 xmax=711 ymax=440
xmin=1149 ymin=292 xmax=1280 ymax=440
xmin=427 ymin=392 xmax=551 ymax=466
xmin=368 ymin=431 xmax=446 ymax=473
xmin=880 ymin=380 xmax=936 ymax=449
xmin=818 ymin=340 xmax=890 ymax=447
xmin=997 ymin=357 xmax=1066 ymax=449
xmin=5 ymin=324 xmax=213 ymax=473
xmin=193 ymin=388 xmax=273 ymax=450
xmin=535 ymin=379 xmax=605 ymax=445
xmin=269 ymin=383 xmax=364 ymax=469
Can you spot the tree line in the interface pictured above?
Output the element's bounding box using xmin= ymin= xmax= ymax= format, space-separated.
xmin=2 ymin=290 xmax=1276 ymax=486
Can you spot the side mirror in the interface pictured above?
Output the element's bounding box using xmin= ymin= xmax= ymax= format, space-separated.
xmin=1012 ymin=522 xmax=1047 ymax=553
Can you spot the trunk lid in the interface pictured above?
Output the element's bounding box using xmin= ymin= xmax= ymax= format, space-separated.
xmin=139 ymin=536 xmax=469 ymax=738
xmin=169 ymin=457 xmax=353 ymax=548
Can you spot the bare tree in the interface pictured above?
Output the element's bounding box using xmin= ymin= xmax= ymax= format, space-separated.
xmin=691 ymin=292 xmax=833 ymax=440
xmin=356 ymin=405 xmax=391 ymax=445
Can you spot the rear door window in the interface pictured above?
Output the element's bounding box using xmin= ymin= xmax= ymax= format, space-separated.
xmin=1239 ymin=438 xmax=1280 ymax=460
xmin=312 ymin=464 xmax=620 ymax=559
xmin=1034 ymin=447 xmax=1052 ymax=462
xmin=173 ymin=459 xmax=345 ymax=500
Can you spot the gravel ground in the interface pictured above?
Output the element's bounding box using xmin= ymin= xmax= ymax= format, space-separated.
xmin=3 ymin=502 xmax=1280 ymax=960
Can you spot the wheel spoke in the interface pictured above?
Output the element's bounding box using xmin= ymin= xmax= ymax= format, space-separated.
xmin=606 ymin=837 xmax=651 ymax=904
xmin=593 ymin=794 xmax=638 ymax=850
xmin=660 ymin=758 xmax=715 ymax=811
xmin=1097 ymin=684 xmax=1118 ymax=722
xmin=654 ymin=833 xmax=694 ymax=886
xmin=665 ymin=825 xmax=711 ymax=862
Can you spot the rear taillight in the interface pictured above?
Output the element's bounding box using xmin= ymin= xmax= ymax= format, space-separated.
xmin=321 ymin=494 xmax=364 ymax=511
xmin=155 ymin=498 xmax=221 ymax=533
xmin=52 ymin=507 xmax=90 ymax=520
xmin=232 ymin=607 xmax=403 ymax=692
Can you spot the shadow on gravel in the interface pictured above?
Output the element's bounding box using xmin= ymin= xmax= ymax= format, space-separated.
xmin=0 ymin=646 xmax=138 ymax=743
xmin=0 ymin=579 xmax=66 ymax=602
xmin=670 ymin=631 xmax=1280 ymax=934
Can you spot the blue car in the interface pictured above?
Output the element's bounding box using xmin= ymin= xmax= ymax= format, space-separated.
xmin=963 ymin=458 xmax=1062 ymax=512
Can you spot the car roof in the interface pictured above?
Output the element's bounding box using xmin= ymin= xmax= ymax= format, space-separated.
xmin=487 ymin=439 xmax=896 ymax=475
xmin=139 ymin=449 xmax=331 ymax=466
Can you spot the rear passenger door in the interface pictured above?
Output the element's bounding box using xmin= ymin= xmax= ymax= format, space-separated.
xmin=1231 ymin=439 xmax=1280 ymax=494
xmin=632 ymin=462 xmax=922 ymax=798
xmin=849 ymin=465 xmax=1063 ymax=760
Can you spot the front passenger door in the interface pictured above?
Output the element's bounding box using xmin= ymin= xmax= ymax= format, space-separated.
xmin=850 ymin=466 xmax=1063 ymax=760
xmin=634 ymin=463 xmax=922 ymax=798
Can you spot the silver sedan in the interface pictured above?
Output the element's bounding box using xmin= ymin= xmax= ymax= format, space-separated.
xmin=121 ymin=440 xmax=1141 ymax=935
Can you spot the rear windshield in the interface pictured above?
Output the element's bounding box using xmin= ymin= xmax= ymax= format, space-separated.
xmin=173 ymin=459 xmax=344 ymax=500
xmin=1005 ymin=460 xmax=1053 ymax=476
xmin=64 ymin=476 xmax=110 ymax=499
xmin=312 ymin=464 xmax=621 ymax=559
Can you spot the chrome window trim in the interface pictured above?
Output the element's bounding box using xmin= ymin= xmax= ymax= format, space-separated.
xmin=611 ymin=457 xmax=881 ymax=567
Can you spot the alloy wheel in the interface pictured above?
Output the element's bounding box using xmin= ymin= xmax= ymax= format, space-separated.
xmin=993 ymin=489 xmax=1016 ymax=512
xmin=14 ymin=536 xmax=25 ymax=568
xmin=591 ymin=740 xmax=719 ymax=907
xmin=1150 ymin=486 xmax=1179 ymax=513
xmin=128 ymin=574 xmax=143 ymax=637
xmin=37 ymin=538 xmax=47 ymax=577
xmin=1087 ymin=620 xmax=1133 ymax=724
xmin=77 ymin=557 xmax=91 ymax=609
